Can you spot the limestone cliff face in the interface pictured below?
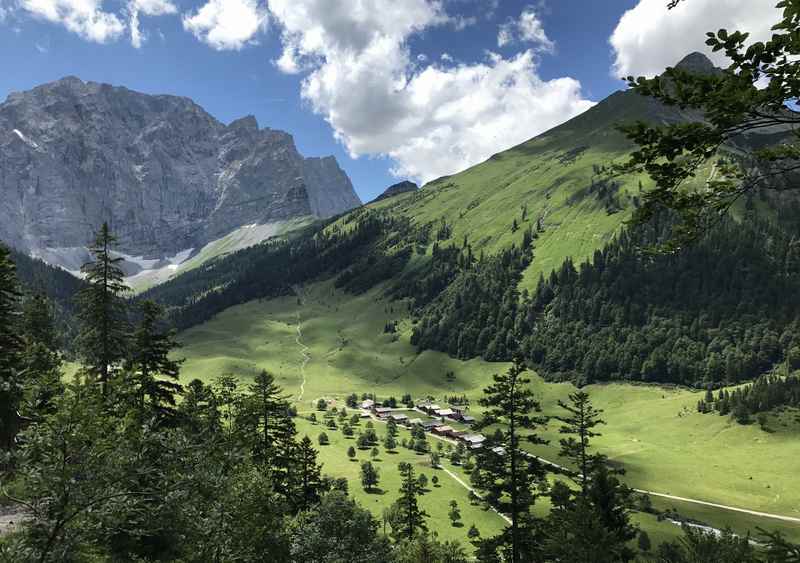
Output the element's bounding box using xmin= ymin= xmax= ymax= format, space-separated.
xmin=0 ymin=76 xmax=361 ymax=264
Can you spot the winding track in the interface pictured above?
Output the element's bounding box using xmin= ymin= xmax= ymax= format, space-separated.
xmin=291 ymin=286 xmax=312 ymax=402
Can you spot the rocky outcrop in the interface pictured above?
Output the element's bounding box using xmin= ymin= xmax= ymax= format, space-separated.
xmin=0 ymin=77 xmax=361 ymax=266
xmin=371 ymin=180 xmax=419 ymax=203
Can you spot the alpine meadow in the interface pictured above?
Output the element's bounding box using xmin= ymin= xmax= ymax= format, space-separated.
xmin=2 ymin=1 xmax=800 ymax=562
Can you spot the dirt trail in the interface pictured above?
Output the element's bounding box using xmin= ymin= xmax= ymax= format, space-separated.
xmin=440 ymin=466 xmax=512 ymax=525
xmin=632 ymin=490 xmax=800 ymax=524
xmin=291 ymin=286 xmax=311 ymax=402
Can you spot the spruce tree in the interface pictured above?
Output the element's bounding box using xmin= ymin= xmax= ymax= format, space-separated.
xmin=243 ymin=370 xmax=292 ymax=464
xmin=555 ymin=390 xmax=606 ymax=495
xmin=471 ymin=357 xmax=548 ymax=563
xmin=241 ymin=370 xmax=298 ymax=503
xmin=77 ymin=223 xmax=129 ymax=396
xmin=0 ymin=244 xmax=23 ymax=450
xmin=392 ymin=461 xmax=428 ymax=540
xmin=291 ymin=435 xmax=323 ymax=512
xmin=127 ymin=300 xmax=183 ymax=422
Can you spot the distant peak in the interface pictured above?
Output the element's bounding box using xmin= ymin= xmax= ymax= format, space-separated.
xmin=673 ymin=52 xmax=718 ymax=75
xmin=371 ymin=180 xmax=418 ymax=203
xmin=228 ymin=115 xmax=259 ymax=131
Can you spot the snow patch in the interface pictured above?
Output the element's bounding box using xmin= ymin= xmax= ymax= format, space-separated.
xmin=12 ymin=129 xmax=39 ymax=149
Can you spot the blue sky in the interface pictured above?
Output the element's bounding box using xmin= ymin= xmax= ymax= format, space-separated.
xmin=0 ymin=0 xmax=777 ymax=202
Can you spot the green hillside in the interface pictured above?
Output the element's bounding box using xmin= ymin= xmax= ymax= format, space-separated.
xmin=363 ymin=88 xmax=713 ymax=291
xmin=177 ymin=280 xmax=800 ymax=542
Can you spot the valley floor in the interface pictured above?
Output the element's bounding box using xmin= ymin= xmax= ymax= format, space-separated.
xmin=178 ymin=280 xmax=800 ymax=543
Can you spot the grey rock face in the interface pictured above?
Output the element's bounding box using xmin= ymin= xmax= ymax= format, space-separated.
xmin=673 ymin=52 xmax=720 ymax=75
xmin=0 ymin=76 xmax=361 ymax=262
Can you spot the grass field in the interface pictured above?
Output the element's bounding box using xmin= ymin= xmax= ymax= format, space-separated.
xmin=178 ymin=280 xmax=800 ymax=544
xmin=293 ymin=414 xmax=684 ymax=553
xmin=294 ymin=416 xmax=506 ymax=545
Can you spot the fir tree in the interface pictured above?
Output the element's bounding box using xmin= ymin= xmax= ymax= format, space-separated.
xmin=126 ymin=300 xmax=183 ymax=422
xmin=555 ymin=390 xmax=606 ymax=495
xmin=77 ymin=223 xmax=129 ymax=397
xmin=472 ymin=357 xmax=548 ymax=563
xmin=291 ymin=435 xmax=323 ymax=511
xmin=392 ymin=461 xmax=428 ymax=540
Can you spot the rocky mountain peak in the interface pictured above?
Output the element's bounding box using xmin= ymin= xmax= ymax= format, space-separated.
xmin=674 ymin=52 xmax=720 ymax=75
xmin=228 ymin=115 xmax=260 ymax=131
xmin=0 ymin=77 xmax=362 ymax=275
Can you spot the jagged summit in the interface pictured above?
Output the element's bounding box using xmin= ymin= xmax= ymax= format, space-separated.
xmin=673 ymin=52 xmax=720 ymax=75
xmin=228 ymin=115 xmax=260 ymax=131
xmin=0 ymin=77 xmax=361 ymax=271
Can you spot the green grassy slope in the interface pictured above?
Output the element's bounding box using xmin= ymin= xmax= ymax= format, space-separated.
xmin=179 ymin=279 xmax=503 ymax=404
xmin=178 ymin=281 xmax=800 ymax=542
xmin=294 ymin=415 xmax=684 ymax=552
xmin=294 ymin=416 xmax=507 ymax=544
xmin=364 ymin=90 xmax=698 ymax=290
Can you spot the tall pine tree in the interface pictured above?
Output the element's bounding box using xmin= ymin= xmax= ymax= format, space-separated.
xmin=77 ymin=223 xmax=129 ymax=396
xmin=391 ymin=461 xmax=429 ymax=541
xmin=555 ymin=390 xmax=606 ymax=495
xmin=471 ymin=357 xmax=548 ymax=563
xmin=290 ymin=435 xmax=324 ymax=512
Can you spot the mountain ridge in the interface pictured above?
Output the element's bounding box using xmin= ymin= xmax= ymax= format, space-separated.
xmin=0 ymin=76 xmax=361 ymax=276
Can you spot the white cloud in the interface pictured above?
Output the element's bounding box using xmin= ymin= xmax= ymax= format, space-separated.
xmin=268 ymin=0 xmax=593 ymax=184
xmin=497 ymin=6 xmax=554 ymax=52
xmin=128 ymin=0 xmax=175 ymax=48
xmin=610 ymin=0 xmax=781 ymax=78
xmin=19 ymin=0 xmax=125 ymax=42
xmin=182 ymin=0 xmax=268 ymax=50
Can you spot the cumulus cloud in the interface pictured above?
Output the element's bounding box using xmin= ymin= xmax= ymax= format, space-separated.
xmin=269 ymin=0 xmax=591 ymax=183
xmin=128 ymin=0 xmax=176 ymax=48
xmin=19 ymin=0 xmax=125 ymax=42
xmin=610 ymin=0 xmax=781 ymax=78
xmin=498 ymin=6 xmax=554 ymax=52
xmin=182 ymin=0 xmax=268 ymax=50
